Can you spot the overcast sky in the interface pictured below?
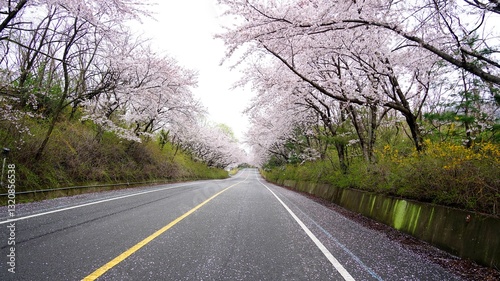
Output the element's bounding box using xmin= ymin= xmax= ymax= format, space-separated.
xmin=132 ymin=0 xmax=252 ymax=142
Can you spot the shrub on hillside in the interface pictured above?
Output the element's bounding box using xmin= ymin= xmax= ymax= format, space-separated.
xmin=263 ymin=140 xmax=500 ymax=215
xmin=377 ymin=140 xmax=500 ymax=214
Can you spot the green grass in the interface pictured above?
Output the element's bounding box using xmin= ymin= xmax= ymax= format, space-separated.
xmin=0 ymin=114 xmax=228 ymax=203
xmin=262 ymin=140 xmax=500 ymax=216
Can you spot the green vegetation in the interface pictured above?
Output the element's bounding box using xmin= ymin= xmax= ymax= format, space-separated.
xmin=262 ymin=138 xmax=500 ymax=216
xmin=259 ymin=71 xmax=499 ymax=216
xmin=0 ymin=111 xmax=228 ymax=199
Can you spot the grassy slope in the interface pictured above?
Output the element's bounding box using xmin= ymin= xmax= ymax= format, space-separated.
xmin=262 ymin=140 xmax=500 ymax=216
xmin=0 ymin=116 xmax=228 ymax=196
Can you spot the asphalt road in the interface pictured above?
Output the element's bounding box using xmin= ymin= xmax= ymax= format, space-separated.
xmin=0 ymin=169 xmax=463 ymax=280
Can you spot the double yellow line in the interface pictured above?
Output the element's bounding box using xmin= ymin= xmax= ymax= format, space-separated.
xmin=83 ymin=180 xmax=244 ymax=280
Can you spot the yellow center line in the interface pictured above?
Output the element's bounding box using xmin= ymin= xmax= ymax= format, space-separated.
xmin=82 ymin=179 xmax=245 ymax=281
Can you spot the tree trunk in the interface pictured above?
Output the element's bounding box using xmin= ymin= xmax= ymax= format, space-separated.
xmin=34 ymin=16 xmax=79 ymax=160
xmin=403 ymin=111 xmax=423 ymax=152
xmin=34 ymin=106 xmax=62 ymax=160
xmin=335 ymin=143 xmax=348 ymax=174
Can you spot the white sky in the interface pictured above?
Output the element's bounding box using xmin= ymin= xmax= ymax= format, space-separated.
xmin=132 ymin=0 xmax=252 ymax=142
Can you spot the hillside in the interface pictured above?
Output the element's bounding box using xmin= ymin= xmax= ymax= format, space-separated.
xmin=0 ymin=114 xmax=228 ymax=200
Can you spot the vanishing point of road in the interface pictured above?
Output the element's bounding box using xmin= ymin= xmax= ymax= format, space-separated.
xmin=0 ymin=169 xmax=463 ymax=280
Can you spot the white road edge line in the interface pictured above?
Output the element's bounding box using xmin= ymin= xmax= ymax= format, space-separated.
xmin=258 ymin=178 xmax=356 ymax=281
xmin=0 ymin=181 xmax=202 ymax=225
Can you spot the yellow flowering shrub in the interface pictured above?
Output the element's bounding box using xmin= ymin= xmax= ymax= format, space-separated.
xmin=375 ymin=140 xmax=499 ymax=215
xmin=266 ymin=140 xmax=499 ymax=215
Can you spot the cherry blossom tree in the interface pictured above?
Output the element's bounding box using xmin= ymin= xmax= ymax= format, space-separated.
xmin=0 ymin=0 xmax=155 ymax=159
xmin=0 ymin=0 xmax=245 ymax=169
xmin=218 ymin=0 xmax=499 ymax=84
xmin=218 ymin=0 xmax=499 ymax=157
xmin=173 ymin=120 xmax=246 ymax=168
xmin=242 ymin=59 xmax=326 ymax=166
xmin=0 ymin=0 xmax=149 ymax=38
xmin=84 ymin=41 xmax=202 ymax=142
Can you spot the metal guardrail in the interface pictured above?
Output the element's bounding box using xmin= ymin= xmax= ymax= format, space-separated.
xmin=0 ymin=179 xmax=170 ymax=196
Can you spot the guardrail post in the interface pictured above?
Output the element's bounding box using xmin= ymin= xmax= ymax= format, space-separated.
xmin=1 ymin=148 xmax=10 ymax=188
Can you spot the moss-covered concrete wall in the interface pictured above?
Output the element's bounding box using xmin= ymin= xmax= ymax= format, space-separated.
xmin=269 ymin=178 xmax=500 ymax=269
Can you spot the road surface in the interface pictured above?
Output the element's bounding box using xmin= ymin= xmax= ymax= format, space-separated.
xmin=0 ymin=169 xmax=463 ymax=280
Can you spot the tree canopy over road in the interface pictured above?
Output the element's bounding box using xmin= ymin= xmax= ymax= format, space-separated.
xmin=218 ymin=0 xmax=500 ymax=215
